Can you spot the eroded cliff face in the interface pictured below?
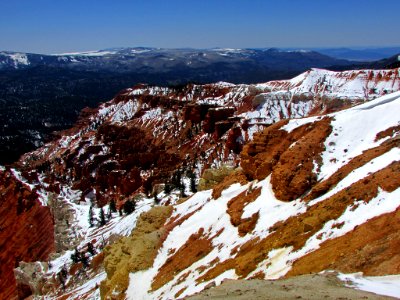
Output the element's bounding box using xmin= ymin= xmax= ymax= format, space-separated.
xmin=241 ymin=117 xmax=333 ymax=201
xmin=0 ymin=169 xmax=54 ymax=299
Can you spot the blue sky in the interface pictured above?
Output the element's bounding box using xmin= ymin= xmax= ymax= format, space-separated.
xmin=0 ymin=0 xmax=399 ymax=54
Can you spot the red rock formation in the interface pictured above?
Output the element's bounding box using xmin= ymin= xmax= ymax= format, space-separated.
xmin=0 ymin=170 xmax=54 ymax=299
xmin=203 ymin=108 xmax=235 ymax=134
xmin=241 ymin=117 xmax=332 ymax=201
xmin=183 ymin=104 xmax=214 ymax=123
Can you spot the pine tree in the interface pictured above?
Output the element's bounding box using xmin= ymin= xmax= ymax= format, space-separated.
xmin=190 ymin=175 xmax=197 ymax=193
xmin=71 ymin=248 xmax=81 ymax=264
xmin=81 ymin=253 xmax=89 ymax=268
xmin=99 ymin=208 xmax=106 ymax=226
xmin=58 ymin=272 xmax=66 ymax=290
xmin=87 ymin=242 xmax=96 ymax=256
xmin=109 ymin=199 xmax=117 ymax=213
xmin=172 ymin=169 xmax=182 ymax=187
xmin=187 ymin=170 xmax=197 ymax=193
xmin=107 ymin=206 xmax=112 ymax=220
xmin=180 ymin=181 xmax=186 ymax=197
xmin=60 ymin=265 xmax=68 ymax=279
xmin=154 ymin=193 xmax=160 ymax=205
xmin=88 ymin=206 xmax=94 ymax=227
xmin=123 ymin=199 xmax=136 ymax=215
xmin=164 ymin=182 xmax=172 ymax=194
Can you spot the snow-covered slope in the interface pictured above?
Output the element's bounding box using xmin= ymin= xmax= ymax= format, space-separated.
xmin=117 ymin=91 xmax=400 ymax=299
xmin=243 ymin=68 xmax=400 ymax=126
xmin=5 ymin=69 xmax=400 ymax=299
xmin=259 ymin=68 xmax=400 ymax=100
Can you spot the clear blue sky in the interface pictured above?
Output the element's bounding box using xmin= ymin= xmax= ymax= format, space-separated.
xmin=0 ymin=0 xmax=399 ymax=54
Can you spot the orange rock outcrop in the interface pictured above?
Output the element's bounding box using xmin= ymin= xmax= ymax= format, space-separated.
xmin=0 ymin=170 xmax=54 ymax=299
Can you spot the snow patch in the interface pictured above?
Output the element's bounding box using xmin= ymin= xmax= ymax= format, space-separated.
xmin=338 ymin=273 xmax=400 ymax=298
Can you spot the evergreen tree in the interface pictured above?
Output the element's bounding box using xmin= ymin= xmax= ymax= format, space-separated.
xmin=107 ymin=206 xmax=112 ymax=220
xmin=154 ymin=193 xmax=160 ymax=205
xmin=81 ymin=253 xmax=89 ymax=268
xmin=88 ymin=206 xmax=94 ymax=227
xmin=58 ymin=272 xmax=66 ymax=290
xmin=164 ymin=182 xmax=173 ymax=194
xmin=60 ymin=265 xmax=68 ymax=279
xmin=190 ymin=175 xmax=197 ymax=193
xmin=187 ymin=170 xmax=197 ymax=193
xmin=172 ymin=169 xmax=182 ymax=187
xmin=71 ymin=248 xmax=81 ymax=264
xmin=123 ymin=199 xmax=136 ymax=215
xmin=180 ymin=181 xmax=186 ymax=197
xmin=87 ymin=242 xmax=96 ymax=256
xmin=109 ymin=199 xmax=117 ymax=213
xmin=99 ymin=208 xmax=106 ymax=226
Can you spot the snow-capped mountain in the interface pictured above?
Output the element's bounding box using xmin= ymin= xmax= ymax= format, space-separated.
xmin=1 ymin=67 xmax=399 ymax=299
xmin=0 ymin=47 xmax=352 ymax=72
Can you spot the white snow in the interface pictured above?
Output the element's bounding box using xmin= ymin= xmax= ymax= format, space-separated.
xmin=126 ymin=177 xmax=310 ymax=299
xmin=63 ymin=271 xmax=106 ymax=300
xmin=309 ymin=147 xmax=400 ymax=206
xmin=242 ymin=176 xmax=307 ymax=239
xmin=247 ymin=247 xmax=293 ymax=279
xmin=338 ymin=273 xmax=400 ymax=298
xmin=257 ymin=68 xmax=400 ymax=101
xmin=281 ymin=91 xmax=400 ymax=182
xmin=304 ymin=188 xmax=400 ymax=254
xmin=110 ymin=99 xmax=140 ymax=123
xmin=10 ymin=168 xmax=37 ymax=194
xmin=318 ymin=91 xmax=400 ymax=181
xmin=245 ymin=187 xmax=400 ymax=282
xmin=127 ymin=184 xmax=249 ymax=300
xmin=55 ymin=50 xmax=118 ymax=57
xmin=281 ymin=115 xmax=319 ymax=133
xmin=7 ymin=53 xmax=30 ymax=67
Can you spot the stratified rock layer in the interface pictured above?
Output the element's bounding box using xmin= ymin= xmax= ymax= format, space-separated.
xmin=0 ymin=170 xmax=54 ymax=299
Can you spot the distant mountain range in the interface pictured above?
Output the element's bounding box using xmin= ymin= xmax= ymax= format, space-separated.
xmin=312 ymin=46 xmax=400 ymax=61
xmin=0 ymin=47 xmax=356 ymax=84
xmin=2 ymin=46 xmax=397 ymax=71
